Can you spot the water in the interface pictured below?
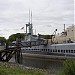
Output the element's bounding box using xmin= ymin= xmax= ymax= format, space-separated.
xmin=9 ymin=55 xmax=64 ymax=73
xmin=22 ymin=56 xmax=64 ymax=73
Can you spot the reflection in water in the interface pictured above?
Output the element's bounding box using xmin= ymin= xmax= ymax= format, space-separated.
xmin=22 ymin=56 xmax=64 ymax=73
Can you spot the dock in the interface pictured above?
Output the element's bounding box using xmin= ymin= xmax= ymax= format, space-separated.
xmin=0 ymin=48 xmax=22 ymax=63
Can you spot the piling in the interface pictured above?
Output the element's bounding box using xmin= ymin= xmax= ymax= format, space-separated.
xmin=15 ymin=38 xmax=22 ymax=64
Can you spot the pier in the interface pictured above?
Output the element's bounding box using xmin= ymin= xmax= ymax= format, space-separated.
xmin=0 ymin=47 xmax=22 ymax=63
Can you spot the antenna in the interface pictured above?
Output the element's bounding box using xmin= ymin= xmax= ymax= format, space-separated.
xmin=31 ymin=11 xmax=33 ymax=35
xmin=31 ymin=11 xmax=32 ymax=24
xmin=29 ymin=9 xmax=30 ymax=23
xmin=35 ymin=29 xmax=36 ymax=35
xmin=64 ymin=24 xmax=65 ymax=32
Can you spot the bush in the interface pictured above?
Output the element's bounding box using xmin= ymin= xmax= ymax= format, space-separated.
xmin=63 ymin=59 xmax=75 ymax=75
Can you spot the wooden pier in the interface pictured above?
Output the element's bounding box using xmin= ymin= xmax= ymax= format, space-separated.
xmin=0 ymin=38 xmax=23 ymax=63
xmin=0 ymin=47 xmax=22 ymax=63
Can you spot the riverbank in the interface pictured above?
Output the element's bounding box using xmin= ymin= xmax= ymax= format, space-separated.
xmin=1 ymin=59 xmax=75 ymax=75
xmin=0 ymin=62 xmax=50 ymax=75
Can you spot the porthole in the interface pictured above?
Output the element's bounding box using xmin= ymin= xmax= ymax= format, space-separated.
xmin=46 ymin=49 xmax=47 ymax=52
xmin=58 ymin=50 xmax=60 ymax=52
xmin=44 ymin=49 xmax=45 ymax=51
xmin=64 ymin=50 xmax=65 ymax=53
xmin=48 ymin=49 xmax=49 ymax=51
xmin=66 ymin=50 xmax=68 ymax=53
xmin=69 ymin=50 xmax=70 ymax=53
xmin=71 ymin=50 xmax=73 ymax=53
xmin=61 ymin=50 xmax=63 ymax=52
xmin=74 ymin=50 xmax=75 ymax=53
xmin=53 ymin=49 xmax=54 ymax=52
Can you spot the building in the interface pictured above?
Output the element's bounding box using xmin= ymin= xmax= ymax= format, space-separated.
xmin=53 ymin=25 xmax=75 ymax=43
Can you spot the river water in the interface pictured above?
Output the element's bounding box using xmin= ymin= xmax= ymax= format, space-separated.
xmin=9 ymin=55 xmax=64 ymax=74
xmin=22 ymin=55 xmax=64 ymax=73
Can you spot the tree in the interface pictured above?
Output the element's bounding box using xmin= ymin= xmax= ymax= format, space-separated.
xmin=0 ymin=37 xmax=6 ymax=43
xmin=38 ymin=34 xmax=53 ymax=39
xmin=7 ymin=33 xmax=25 ymax=42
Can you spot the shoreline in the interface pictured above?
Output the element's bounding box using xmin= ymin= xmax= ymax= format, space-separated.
xmin=0 ymin=61 xmax=51 ymax=75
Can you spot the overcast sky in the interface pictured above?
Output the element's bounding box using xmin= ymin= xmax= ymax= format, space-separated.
xmin=0 ymin=0 xmax=74 ymax=39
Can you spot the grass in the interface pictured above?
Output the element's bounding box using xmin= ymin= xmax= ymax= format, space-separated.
xmin=0 ymin=62 xmax=48 ymax=75
xmin=56 ymin=71 xmax=64 ymax=75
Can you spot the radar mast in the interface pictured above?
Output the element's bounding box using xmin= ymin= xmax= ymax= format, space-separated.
xmin=25 ymin=10 xmax=33 ymax=40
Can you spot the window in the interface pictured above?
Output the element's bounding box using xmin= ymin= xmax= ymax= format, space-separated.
xmin=64 ymin=50 xmax=65 ymax=53
xmin=74 ymin=50 xmax=75 ymax=53
xmin=69 ymin=50 xmax=70 ymax=53
xmin=71 ymin=50 xmax=73 ymax=53
xmin=66 ymin=50 xmax=68 ymax=53
xmin=46 ymin=49 xmax=47 ymax=52
xmin=44 ymin=49 xmax=45 ymax=51
xmin=61 ymin=50 xmax=65 ymax=53
xmin=58 ymin=50 xmax=60 ymax=52
xmin=48 ymin=49 xmax=49 ymax=51
xmin=42 ymin=49 xmax=43 ymax=51
xmin=61 ymin=50 xmax=63 ymax=52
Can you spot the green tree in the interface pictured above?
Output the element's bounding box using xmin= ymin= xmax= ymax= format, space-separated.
xmin=38 ymin=34 xmax=53 ymax=39
xmin=7 ymin=33 xmax=25 ymax=42
xmin=0 ymin=37 xmax=6 ymax=43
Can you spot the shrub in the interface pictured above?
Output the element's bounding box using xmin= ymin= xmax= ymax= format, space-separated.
xmin=63 ymin=59 xmax=75 ymax=75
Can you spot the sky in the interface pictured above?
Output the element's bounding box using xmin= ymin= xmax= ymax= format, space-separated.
xmin=0 ymin=0 xmax=74 ymax=39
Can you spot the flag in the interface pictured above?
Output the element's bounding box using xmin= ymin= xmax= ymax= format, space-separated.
xmin=21 ymin=27 xmax=24 ymax=29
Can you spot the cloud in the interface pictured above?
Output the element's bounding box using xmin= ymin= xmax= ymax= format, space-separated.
xmin=0 ymin=0 xmax=74 ymax=39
